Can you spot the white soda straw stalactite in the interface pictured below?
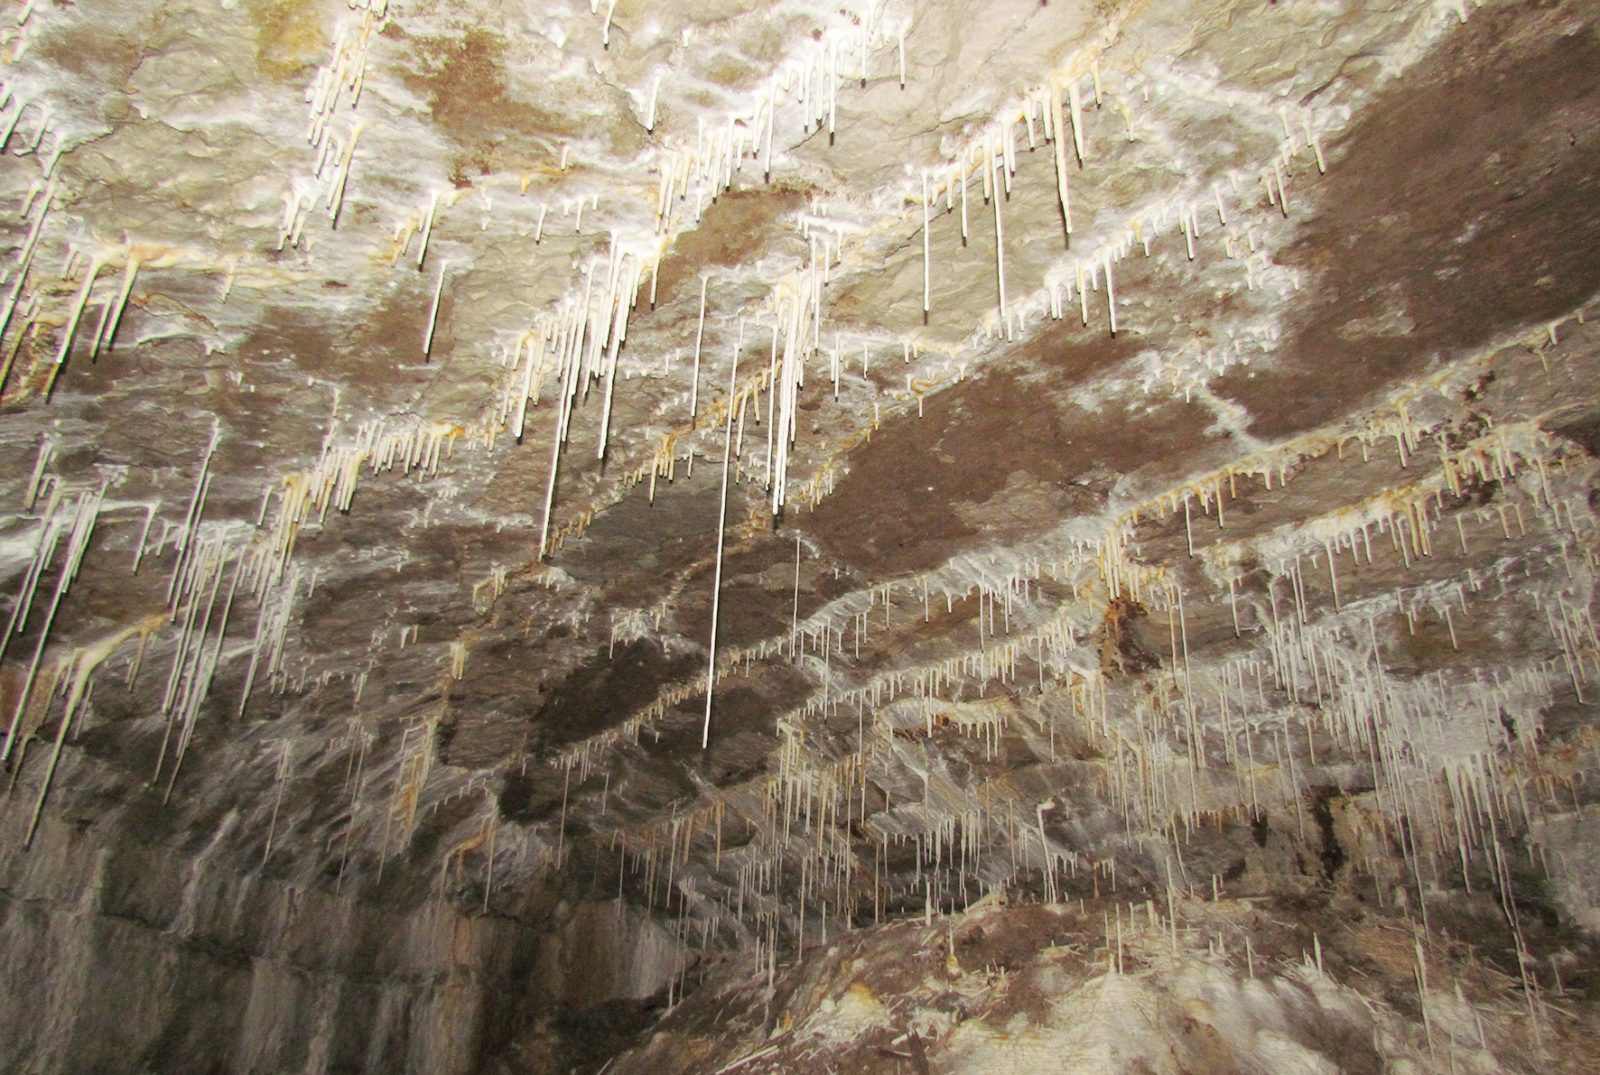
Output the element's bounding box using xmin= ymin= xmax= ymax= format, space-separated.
xmin=691 ymin=275 xmax=708 ymax=424
xmin=1 ymin=487 xmax=104 ymax=766
xmin=703 ymin=347 xmax=741 ymax=748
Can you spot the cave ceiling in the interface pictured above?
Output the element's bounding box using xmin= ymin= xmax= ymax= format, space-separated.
xmin=1 ymin=0 xmax=1599 ymax=981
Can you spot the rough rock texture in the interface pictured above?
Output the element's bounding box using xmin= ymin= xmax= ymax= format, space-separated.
xmin=603 ymin=897 xmax=1600 ymax=1075
xmin=0 ymin=0 xmax=1598 ymax=1071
